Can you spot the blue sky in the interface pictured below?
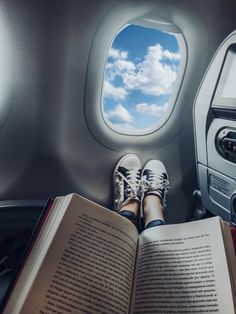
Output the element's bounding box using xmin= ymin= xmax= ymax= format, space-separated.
xmin=102 ymin=25 xmax=181 ymax=131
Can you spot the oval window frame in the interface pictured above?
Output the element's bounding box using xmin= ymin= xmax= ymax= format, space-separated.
xmin=85 ymin=4 xmax=187 ymax=150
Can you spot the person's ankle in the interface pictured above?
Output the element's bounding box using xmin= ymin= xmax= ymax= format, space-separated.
xmin=143 ymin=194 xmax=162 ymax=208
xmin=119 ymin=200 xmax=139 ymax=216
xmin=143 ymin=195 xmax=164 ymax=227
xmin=119 ymin=200 xmax=139 ymax=229
xmin=144 ymin=212 xmax=165 ymax=227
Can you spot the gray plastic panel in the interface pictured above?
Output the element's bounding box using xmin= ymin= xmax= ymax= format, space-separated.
xmin=198 ymin=164 xmax=231 ymax=221
xmin=194 ymin=31 xmax=236 ymax=221
xmin=194 ymin=31 xmax=236 ymax=166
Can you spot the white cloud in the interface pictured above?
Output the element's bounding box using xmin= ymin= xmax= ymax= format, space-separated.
xmin=162 ymin=49 xmax=181 ymax=61
xmin=107 ymin=122 xmax=135 ymax=130
xmin=105 ymin=59 xmax=135 ymax=83
xmin=114 ymin=59 xmax=136 ymax=72
xmin=108 ymin=47 xmax=128 ymax=60
xmin=105 ymin=43 xmax=180 ymax=97
xmin=103 ymin=80 xmax=128 ymax=100
xmin=136 ymin=102 xmax=168 ymax=117
xmin=122 ymin=44 xmax=179 ymax=95
xmin=105 ymin=104 xmax=133 ymax=123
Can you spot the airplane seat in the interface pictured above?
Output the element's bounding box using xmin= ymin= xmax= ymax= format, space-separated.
xmin=194 ymin=30 xmax=236 ymax=225
xmin=0 ymin=201 xmax=45 ymax=307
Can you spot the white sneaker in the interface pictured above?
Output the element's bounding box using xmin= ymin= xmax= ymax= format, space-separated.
xmin=141 ymin=159 xmax=169 ymax=207
xmin=113 ymin=154 xmax=141 ymax=212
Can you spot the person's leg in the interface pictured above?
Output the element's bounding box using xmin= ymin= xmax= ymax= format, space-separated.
xmin=141 ymin=159 xmax=169 ymax=229
xmin=143 ymin=194 xmax=164 ymax=227
xmin=113 ymin=154 xmax=141 ymax=228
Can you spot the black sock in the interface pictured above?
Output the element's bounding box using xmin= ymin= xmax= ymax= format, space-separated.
xmin=145 ymin=219 xmax=165 ymax=229
xmin=119 ymin=210 xmax=137 ymax=227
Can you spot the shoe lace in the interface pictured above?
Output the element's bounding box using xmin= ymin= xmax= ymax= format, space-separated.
xmin=141 ymin=172 xmax=169 ymax=193
xmin=116 ymin=169 xmax=141 ymax=199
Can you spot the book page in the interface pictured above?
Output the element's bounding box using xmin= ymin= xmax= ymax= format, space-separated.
xmin=130 ymin=217 xmax=235 ymax=314
xmin=5 ymin=194 xmax=138 ymax=314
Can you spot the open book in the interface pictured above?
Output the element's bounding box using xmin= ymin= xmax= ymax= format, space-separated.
xmin=2 ymin=193 xmax=236 ymax=314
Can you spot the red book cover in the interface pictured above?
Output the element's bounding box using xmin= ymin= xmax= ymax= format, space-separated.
xmin=230 ymin=226 xmax=236 ymax=255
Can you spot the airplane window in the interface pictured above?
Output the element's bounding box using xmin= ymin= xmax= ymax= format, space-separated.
xmin=102 ymin=24 xmax=182 ymax=135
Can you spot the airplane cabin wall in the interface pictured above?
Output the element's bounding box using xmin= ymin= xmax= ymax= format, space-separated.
xmin=0 ymin=0 xmax=235 ymax=223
